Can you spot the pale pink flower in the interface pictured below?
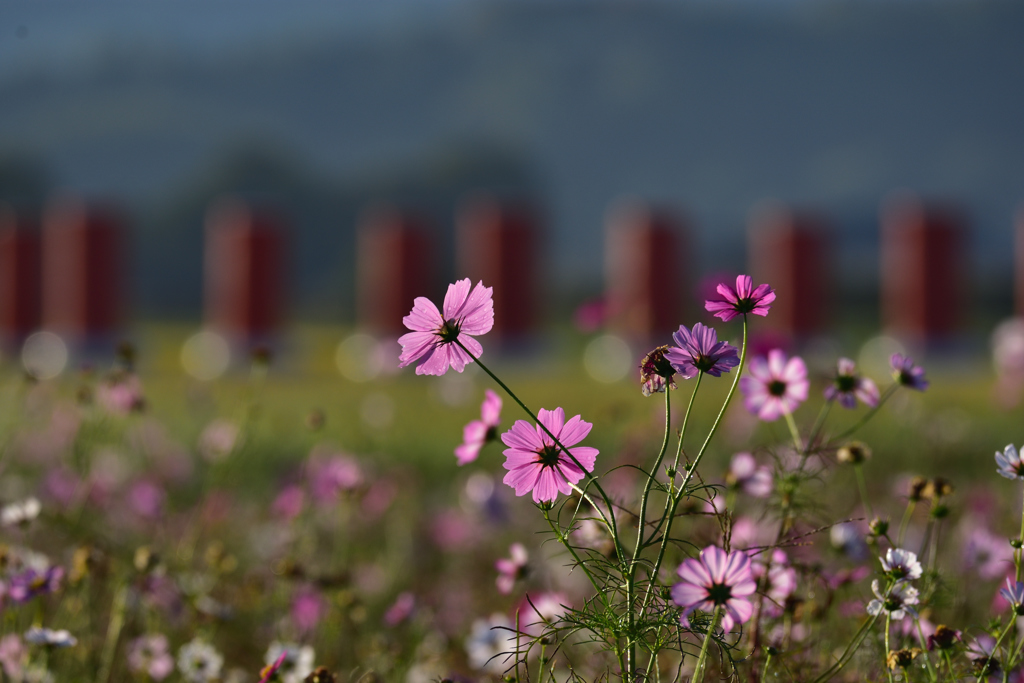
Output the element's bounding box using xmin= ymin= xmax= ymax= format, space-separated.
xmin=127 ymin=634 xmax=174 ymax=681
xmin=127 ymin=479 xmax=165 ymax=518
xmin=456 ymin=389 xmax=503 ymax=465
xmin=704 ymin=275 xmax=776 ymax=322
xmin=197 ymin=419 xmax=240 ymax=463
xmin=500 ymin=407 xmax=599 ymax=504
xmin=398 ymin=279 xmax=494 ymax=376
xmin=726 ymin=452 xmax=773 ymax=498
xmin=291 ymin=588 xmax=326 ymax=635
xmin=96 ymin=373 xmax=145 ymax=415
xmin=671 ymin=546 xmax=757 ymax=633
xmin=824 ymin=358 xmax=879 ymax=409
xmin=754 ymin=550 xmax=797 ymax=618
xmin=272 ymin=485 xmax=305 ymax=521
xmin=739 ymin=349 xmax=809 ymax=421
xmin=384 ymin=591 xmax=416 ymax=626
xmin=495 ymin=543 xmax=529 ymax=594
xmin=0 ymin=634 xmax=26 ymax=680
xmin=307 ymin=449 xmax=363 ymax=504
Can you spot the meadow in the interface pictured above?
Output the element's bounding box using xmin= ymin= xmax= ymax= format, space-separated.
xmin=0 ymin=308 xmax=1022 ymax=683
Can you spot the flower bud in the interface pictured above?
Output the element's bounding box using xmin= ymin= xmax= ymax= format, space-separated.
xmin=886 ymin=648 xmax=921 ymax=670
xmin=836 ymin=441 xmax=872 ymax=465
xmin=922 ymin=477 xmax=953 ymax=500
xmin=908 ymin=477 xmax=928 ymax=502
xmin=1010 ymin=539 xmax=1023 ymax=550
xmin=868 ymin=518 xmax=889 ymax=536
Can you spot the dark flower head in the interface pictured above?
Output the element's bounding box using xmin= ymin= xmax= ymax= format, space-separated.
xmin=639 ymin=346 xmax=677 ymax=397
xmin=665 ymin=323 xmax=739 ymax=380
xmin=891 ymin=353 xmax=929 ymax=391
xmin=705 ymin=275 xmax=776 ymax=322
xmin=824 ymin=358 xmax=879 ymax=409
xmin=927 ymin=625 xmax=962 ymax=651
xmin=886 ymin=648 xmax=921 ymax=671
xmin=907 ymin=477 xmax=928 ymax=502
xmin=836 ymin=441 xmax=872 ymax=465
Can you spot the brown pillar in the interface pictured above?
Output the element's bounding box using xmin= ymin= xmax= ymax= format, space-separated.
xmin=748 ymin=204 xmax=831 ymax=339
xmin=880 ymin=195 xmax=966 ymax=341
xmin=605 ymin=201 xmax=687 ymax=341
xmin=0 ymin=205 xmax=41 ymax=343
xmin=356 ymin=206 xmax=434 ymax=336
xmin=204 ymin=199 xmax=287 ymax=341
xmin=456 ymin=196 xmax=538 ymax=340
xmin=42 ymin=198 xmax=123 ymax=339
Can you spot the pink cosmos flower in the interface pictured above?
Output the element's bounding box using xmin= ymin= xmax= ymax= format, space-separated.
xmin=384 ymin=591 xmax=416 ymax=626
xmin=398 ymin=279 xmax=494 ymax=376
xmin=739 ymin=349 xmax=809 ymax=421
xmin=824 ymin=358 xmax=879 ymax=409
xmin=518 ymin=592 xmax=569 ymax=636
xmin=500 ymin=407 xmax=599 ymax=504
xmin=495 ymin=543 xmax=529 ymax=595
xmin=726 ymin=452 xmax=773 ymax=498
xmin=291 ymin=588 xmax=326 ymax=635
xmin=672 ymin=546 xmax=756 ymax=633
xmin=127 ymin=634 xmax=174 ymax=681
xmin=754 ymin=550 xmax=798 ymax=618
xmin=704 ymin=275 xmax=776 ymax=322
xmin=891 ymin=353 xmax=929 ymax=391
xmin=665 ymin=323 xmax=740 ymax=379
xmin=272 ymin=485 xmax=306 ymax=521
xmin=455 ymin=389 xmax=503 ymax=465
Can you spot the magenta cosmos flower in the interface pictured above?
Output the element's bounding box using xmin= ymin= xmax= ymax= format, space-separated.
xmin=890 ymin=353 xmax=929 ymax=391
xmin=672 ymin=546 xmax=756 ymax=633
xmin=665 ymin=323 xmax=739 ymax=379
xmin=739 ymin=349 xmax=809 ymax=421
xmin=455 ymin=389 xmax=503 ymax=465
xmin=824 ymin=358 xmax=879 ymax=409
xmin=501 ymin=407 xmax=598 ymax=504
xmin=705 ymin=275 xmax=776 ymax=322
xmin=398 ymin=279 xmax=494 ymax=376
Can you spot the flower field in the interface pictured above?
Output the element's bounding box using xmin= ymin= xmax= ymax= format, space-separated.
xmin=1 ymin=279 xmax=1023 ymax=683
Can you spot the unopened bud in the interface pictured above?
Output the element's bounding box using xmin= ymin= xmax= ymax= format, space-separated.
xmin=869 ymin=518 xmax=890 ymax=536
xmin=837 ymin=441 xmax=871 ymax=465
xmin=907 ymin=477 xmax=928 ymax=502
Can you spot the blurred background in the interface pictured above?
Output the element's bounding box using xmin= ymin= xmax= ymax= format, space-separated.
xmin=2 ymin=0 xmax=1024 ymax=389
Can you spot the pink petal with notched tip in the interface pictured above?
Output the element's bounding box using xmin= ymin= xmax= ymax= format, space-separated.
xmin=502 ymin=420 xmax=544 ymax=451
xmin=442 ymin=279 xmax=472 ymax=319
xmin=558 ymin=415 xmax=592 ymax=449
xmin=677 ymin=557 xmax=713 ymax=587
xmin=403 ymin=297 xmax=443 ymax=332
xmin=536 ymin=407 xmax=566 ymax=440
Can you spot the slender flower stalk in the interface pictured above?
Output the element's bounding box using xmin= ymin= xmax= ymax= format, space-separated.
xmin=693 ymin=605 xmax=721 ymax=683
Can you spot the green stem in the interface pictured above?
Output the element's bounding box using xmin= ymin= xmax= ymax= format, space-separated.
xmin=827 ymin=383 xmax=898 ymax=446
xmin=1017 ymin=485 xmax=1024 ymax=584
xmin=693 ymin=606 xmax=721 ymax=683
xmin=670 ymin=373 xmax=703 ymax=475
xmin=98 ymin=583 xmax=128 ymax=683
xmin=783 ymin=410 xmax=803 ymax=453
xmin=854 ymin=464 xmax=873 ymax=521
xmin=456 ymin=340 xmax=626 ymax=565
xmin=761 ymin=651 xmax=773 ymax=683
xmin=543 ymin=509 xmax=610 ymax=610
xmin=979 ymin=618 xmax=1015 ymax=683
xmin=914 ymin=617 xmax=938 ymax=682
xmin=885 ymin=613 xmax=894 ymax=683
xmin=809 ymin=613 xmax=880 ymax=683
xmin=644 ymin=319 xmax=749 ymax=616
xmin=634 ymin=389 xmax=672 ymax=560
xmin=897 ymin=501 xmax=916 ymax=547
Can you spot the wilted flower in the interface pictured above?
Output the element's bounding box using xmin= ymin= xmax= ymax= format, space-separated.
xmin=495 ymin=543 xmax=529 ymax=595
xmin=264 ymin=642 xmax=315 ymax=683
xmin=24 ymin=627 xmax=76 ymax=648
xmin=926 ymin=624 xmax=962 ymax=651
xmin=824 ymin=358 xmax=879 ymax=409
xmin=996 ymin=444 xmax=1024 ymax=481
xmin=866 ymin=580 xmax=919 ymax=620
xmin=455 ymin=389 xmax=503 ymax=465
xmin=465 ymin=613 xmax=516 ymax=673
xmin=672 ymin=546 xmax=757 ymax=633
xmin=836 ymin=442 xmax=872 ymax=465
xmin=704 ymin=274 xmax=776 ymax=322
xmin=398 ymin=279 xmax=494 ymax=376
xmin=725 ymin=452 xmax=773 ymax=498
xmin=177 ymin=638 xmax=223 ymax=683
xmin=891 ymin=353 xmax=929 ymax=391
xmin=639 ymin=345 xmax=676 ymax=397
xmin=127 ymin=634 xmax=174 ymax=681
xmin=740 ymin=350 xmax=809 ymax=421
xmin=886 ymin=648 xmax=921 ymax=671
xmin=880 ymin=548 xmax=923 ymax=583
xmin=0 ymin=497 xmax=40 ymax=527
xmin=500 ymin=407 xmax=598 ymax=504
